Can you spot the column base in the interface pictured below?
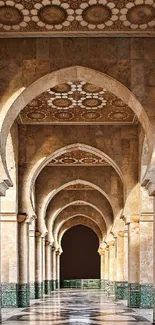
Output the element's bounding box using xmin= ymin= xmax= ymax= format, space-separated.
xmin=35 ymin=282 xmax=43 ymax=299
xmin=18 ymin=284 xmax=30 ymax=307
xmin=1 ymin=283 xmax=18 ymax=307
xmin=109 ymin=281 xmax=115 ymax=296
xmin=30 ymin=282 xmax=35 ymax=299
xmin=44 ymin=280 xmax=51 ymax=294
xmin=101 ymin=280 xmax=106 ymax=291
xmin=128 ymin=283 xmax=140 ymax=308
xmin=140 ymin=284 xmax=153 ymax=308
xmin=115 ymin=282 xmax=128 ymax=300
xmin=51 ymin=280 xmax=57 ymax=291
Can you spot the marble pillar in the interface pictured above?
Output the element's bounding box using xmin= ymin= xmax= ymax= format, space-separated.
xmin=51 ymin=247 xmax=57 ymax=291
xmin=139 ymin=215 xmax=153 ymax=308
xmin=45 ymin=241 xmax=52 ymax=294
xmin=115 ymin=232 xmax=128 ymax=300
xmin=18 ymin=215 xmax=30 ymax=307
xmin=153 ymin=198 xmax=155 ymax=323
xmin=128 ymin=220 xmax=140 ymax=307
xmin=104 ymin=247 xmax=109 ymax=290
xmin=56 ymin=251 xmax=60 ymax=289
xmin=0 ymin=199 xmax=1 ymax=323
xmin=35 ymin=231 xmax=43 ymax=298
xmin=1 ymin=213 xmax=18 ymax=307
xmin=99 ymin=250 xmax=105 ymax=290
xmin=109 ymin=243 xmax=115 ymax=295
xmin=43 ymin=238 xmax=45 ymax=294
xmin=29 ymin=221 xmax=35 ymax=299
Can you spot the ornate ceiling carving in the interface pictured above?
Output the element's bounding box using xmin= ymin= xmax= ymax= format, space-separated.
xmin=18 ymin=81 xmax=137 ymax=125
xmin=48 ymin=149 xmax=109 ymax=166
xmin=0 ymin=0 xmax=155 ymax=36
xmin=64 ymin=184 xmax=94 ymax=191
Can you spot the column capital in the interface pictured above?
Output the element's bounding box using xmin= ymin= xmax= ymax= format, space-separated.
xmin=118 ymin=231 xmax=124 ymax=237
xmin=17 ymin=213 xmax=27 ymax=223
xmin=98 ymin=247 xmax=105 ymax=256
xmin=35 ymin=230 xmax=42 ymax=237
xmin=145 ymin=180 xmax=155 ymax=196
xmin=45 ymin=240 xmax=50 ymax=246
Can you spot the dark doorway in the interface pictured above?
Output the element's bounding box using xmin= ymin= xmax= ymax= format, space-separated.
xmin=60 ymin=225 xmax=100 ymax=280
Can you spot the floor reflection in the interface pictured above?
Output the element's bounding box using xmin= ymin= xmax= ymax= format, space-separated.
xmin=2 ymin=289 xmax=152 ymax=324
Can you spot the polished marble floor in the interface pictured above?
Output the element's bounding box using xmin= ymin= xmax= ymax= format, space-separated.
xmin=2 ymin=289 xmax=153 ymax=324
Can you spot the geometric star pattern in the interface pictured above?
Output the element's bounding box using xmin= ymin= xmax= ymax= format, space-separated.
xmin=18 ymin=81 xmax=137 ymax=125
xmin=0 ymin=0 xmax=155 ymax=36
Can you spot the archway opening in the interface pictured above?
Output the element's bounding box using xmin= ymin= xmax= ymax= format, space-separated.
xmin=60 ymin=225 xmax=100 ymax=288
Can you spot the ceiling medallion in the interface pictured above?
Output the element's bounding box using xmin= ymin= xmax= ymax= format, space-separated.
xmin=83 ymin=83 xmax=103 ymax=93
xmin=83 ymin=4 xmax=111 ymax=24
xmin=54 ymin=111 xmax=73 ymax=120
xmin=52 ymin=84 xmax=71 ymax=93
xmin=29 ymin=98 xmax=42 ymax=108
xmin=0 ymin=5 xmax=23 ymax=25
xmin=82 ymin=98 xmax=102 ymax=108
xmin=53 ymin=98 xmax=72 ymax=109
xmin=82 ymin=111 xmax=101 ymax=120
xmin=27 ymin=112 xmax=46 ymax=120
xmin=112 ymin=99 xmax=125 ymax=107
xmin=38 ymin=4 xmax=67 ymax=25
xmin=127 ymin=4 xmax=155 ymax=25
xmin=108 ymin=111 xmax=129 ymax=121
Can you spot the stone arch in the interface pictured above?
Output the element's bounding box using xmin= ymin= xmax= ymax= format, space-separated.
xmin=57 ymin=214 xmax=103 ymax=251
xmin=0 ymin=66 xmax=152 ymax=195
xmin=39 ymin=179 xmax=114 ymax=235
xmin=47 ymin=200 xmax=107 ymax=243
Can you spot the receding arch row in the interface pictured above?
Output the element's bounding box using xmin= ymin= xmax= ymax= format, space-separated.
xmin=38 ymin=179 xmax=115 ymax=235
xmin=22 ymin=142 xmax=125 ymax=221
xmin=46 ymin=200 xmax=107 ymax=244
xmin=0 ymin=66 xmax=152 ymax=196
xmin=57 ymin=214 xmax=103 ymax=253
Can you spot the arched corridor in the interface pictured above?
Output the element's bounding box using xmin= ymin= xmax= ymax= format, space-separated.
xmin=1 ymin=16 xmax=155 ymax=323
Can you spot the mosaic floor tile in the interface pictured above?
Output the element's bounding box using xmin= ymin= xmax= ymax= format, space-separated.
xmin=2 ymin=289 xmax=152 ymax=324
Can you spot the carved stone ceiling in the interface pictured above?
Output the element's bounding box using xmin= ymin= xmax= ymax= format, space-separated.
xmin=0 ymin=0 xmax=155 ymax=36
xmin=18 ymin=81 xmax=137 ymax=125
xmin=64 ymin=184 xmax=94 ymax=190
xmin=48 ymin=149 xmax=110 ymax=166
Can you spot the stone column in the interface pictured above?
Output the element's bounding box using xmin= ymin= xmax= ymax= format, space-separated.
xmin=56 ymin=250 xmax=60 ymax=289
xmin=139 ymin=214 xmax=153 ymax=308
xmin=98 ymin=248 xmax=105 ymax=290
xmin=35 ymin=231 xmax=43 ymax=298
xmin=115 ymin=231 xmax=128 ymax=300
xmin=18 ymin=214 xmax=30 ymax=307
xmin=104 ymin=246 xmax=109 ymax=290
xmin=43 ymin=238 xmax=45 ymax=294
xmin=153 ymin=197 xmax=155 ymax=323
xmin=124 ymin=228 xmax=128 ymax=284
xmin=29 ymin=221 xmax=35 ymax=299
xmin=128 ymin=218 xmax=140 ymax=307
xmin=1 ymin=213 xmax=18 ymax=307
xmin=108 ymin=242 xmax=115 ymax=295
xmin=45 ymin=241 xmax=52 ymax=294
xmin=51 ymin=246 xmax=57 ymax=291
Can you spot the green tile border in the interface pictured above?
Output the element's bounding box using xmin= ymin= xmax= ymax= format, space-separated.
xmin=44 ymin=280 xmax=51 ymax=294
xmin=18 ymin=284 xmax=30 ymax=307
xmin=60 ymin=279 xmax=101 ymax=289
xmin=140 ymin=284 xmax=153 ymax=309
xmin=115 ymin=281 xmax=128 ymax=300
xmin=35 ymin=282 xmax=43 ymax=299
xmin=109 ymin=281 xmax=115 ymax=296
xmin=51 ymin=280 xmax=57 ymax=291
xmin=1 ymin=283 xmax=18 ymax=307
xmin=30 ymin=282 xmax=35 ymax=299
xmin=128 ymin=283 xmax=140 ymax=308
